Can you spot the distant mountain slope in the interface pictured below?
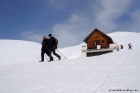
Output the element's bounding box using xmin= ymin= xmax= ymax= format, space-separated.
xmin=59 ymin=32 xmax=140 ymax=59
xmin=108 ymin=32 xmax=140 ymax=50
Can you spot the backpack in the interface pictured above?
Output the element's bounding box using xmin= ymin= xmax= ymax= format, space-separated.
xmin=56 ymin=39 xmax=58 ymax=46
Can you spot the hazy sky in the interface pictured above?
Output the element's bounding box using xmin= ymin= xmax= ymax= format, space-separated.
xmin=0 ymin=0 xmax=140 ymax=47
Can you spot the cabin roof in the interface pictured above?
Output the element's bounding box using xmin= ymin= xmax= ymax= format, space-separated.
xmin=83 ymin=28 xmax=114 ymax=43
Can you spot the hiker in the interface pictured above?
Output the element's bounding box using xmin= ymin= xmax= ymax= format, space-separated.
xmin=48 ymin=34 xmax=61 ymax=60
xmin=128 ymin=43 xmax=132 ymax=50
xmin=120 ymin=45 xmax=123 ymax=49
xmin=40 ymin=36 xmax=53 ymax=62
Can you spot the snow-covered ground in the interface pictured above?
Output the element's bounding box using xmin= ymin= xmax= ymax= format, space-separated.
xmin=108 ymin=32 xmax=140 ymax=50
xmin=0 ymin=40 xmax=41 ymax=66
xmin=0 ymin=32 xmax=140 ymax=93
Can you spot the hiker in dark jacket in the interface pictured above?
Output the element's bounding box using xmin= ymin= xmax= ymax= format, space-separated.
xmin=128 ymin=43 xmax=132 ymax=50
xmin=120 ymin=45 xmax=123 ymax=49
xmin=48 ymin=34 xmax=61 ymax=61
xmin=40 ymin=36 xmax=53 ymax=62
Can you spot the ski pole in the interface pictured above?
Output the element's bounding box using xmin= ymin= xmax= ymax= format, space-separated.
xmin=45 ymin=54 xmax=49 ymax=62
xmin=56 ymin=49 xmax=67 ymax=59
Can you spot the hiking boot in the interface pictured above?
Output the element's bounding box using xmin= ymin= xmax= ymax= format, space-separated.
xmin=58 ymin=56 xmax=61 ymax=60
xmin=50 ymin=57 xmax=53 ymax=62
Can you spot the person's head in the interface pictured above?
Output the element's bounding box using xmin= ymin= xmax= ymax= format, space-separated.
xmin=43 ymin=36 xmax=46 ymax=39
xmin=48 ymin=34 xmax=52 ymax=39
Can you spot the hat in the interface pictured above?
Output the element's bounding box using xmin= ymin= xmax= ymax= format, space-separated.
xmin=48 ymin=34 xmax=52 ymax=36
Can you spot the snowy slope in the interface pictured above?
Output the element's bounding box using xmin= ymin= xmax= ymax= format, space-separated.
xmin=108 ymin=32 xmax=140 ymax=50
xmin=0 ymin=32 xmax=139 ymax=66
xmin=58 ymin=31 xmax=140 ymax=59
xmin=0 ymin=32 xmax=140 ymax=93
xmin=0 ymin=40 xmax=41 ymax=66
xmin=58 ymin=43 xmax=86 ymax=59
xmin=0 ymin=50 xmax=140 ymax=93
xmin=0 ymin=40 xmax=85 ymax=66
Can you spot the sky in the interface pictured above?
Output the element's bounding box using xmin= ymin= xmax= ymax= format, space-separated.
xmin=0 ymin=0 xmax=140 ymax=48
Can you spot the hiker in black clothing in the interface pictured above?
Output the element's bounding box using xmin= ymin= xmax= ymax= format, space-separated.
xmin=40 ymin=36 xmax=53 ymax=62
xmin=120 ymin=45 xmax=123 ymax=49
xmin=48 ymin=34 xmax=61 ymax=60
xmin=128 ymin=43 xmax=132 ymax=50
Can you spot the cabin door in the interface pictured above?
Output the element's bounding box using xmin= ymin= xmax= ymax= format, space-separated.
xmin=94 ymin=40 xmax=100 ymax=48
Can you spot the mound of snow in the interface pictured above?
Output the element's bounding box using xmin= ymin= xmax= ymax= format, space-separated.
xmin=0 ymin=40 xmax=41 ymax=66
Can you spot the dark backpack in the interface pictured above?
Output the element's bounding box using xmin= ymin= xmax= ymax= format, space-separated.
xmin=56 ymin=39 xmax=58 ymax=46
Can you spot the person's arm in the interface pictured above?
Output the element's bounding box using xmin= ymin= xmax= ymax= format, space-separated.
xmin=52 ymin=37 xmax=56 ymax=49
xmin=41 ymin=40 xmax=43 ymax=50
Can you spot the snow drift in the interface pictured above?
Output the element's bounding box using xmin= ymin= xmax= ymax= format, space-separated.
xmin=0 ymin=40 xmax=41 ymax=66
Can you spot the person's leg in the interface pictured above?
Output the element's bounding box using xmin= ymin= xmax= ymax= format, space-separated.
xmin=47 ymin=49 xmax=53 ymax=61
xmin=40 ymin=50 xmax=45 ymax=62
xmin=52 ymin=49 xmax=61 ymax=60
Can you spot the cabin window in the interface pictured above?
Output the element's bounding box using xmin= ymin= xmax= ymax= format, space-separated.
xmin=102 ymin=40 xmax=104 ymax=43
xmin=94 ymin=40 xmax=100 ymax=46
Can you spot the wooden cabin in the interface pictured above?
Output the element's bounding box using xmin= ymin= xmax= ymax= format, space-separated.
xmin=82 ymin=28 xmax=116 ymax=57
xmin=83 ymin=28 xmax=114 ymax=49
